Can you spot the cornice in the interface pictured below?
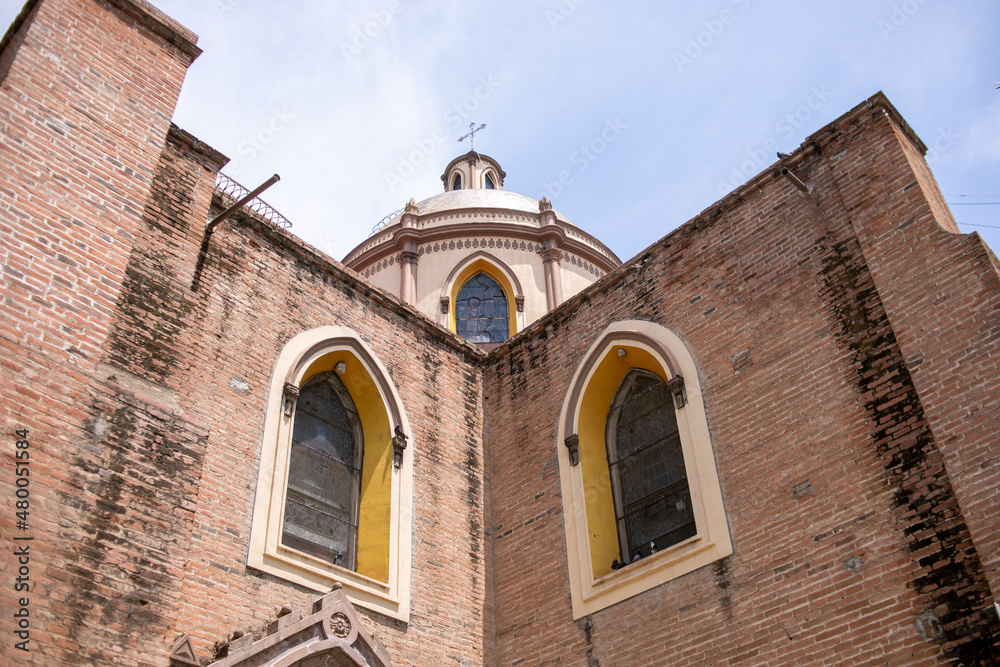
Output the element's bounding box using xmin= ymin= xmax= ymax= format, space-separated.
xmin=346 ymin=220 xmax=620 ymax=275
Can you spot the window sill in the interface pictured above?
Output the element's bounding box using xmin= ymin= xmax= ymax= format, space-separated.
xmin=248 ymin=548 xmax=403 ymax=621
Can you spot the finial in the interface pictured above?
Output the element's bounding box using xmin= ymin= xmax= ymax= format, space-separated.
xmin=458 ymin=122 xmax=487 ymax=153
xmin=405 ymin=198 xmax=418 ymax=214
xmin=539 ymin=196 xmax=552 ymax=212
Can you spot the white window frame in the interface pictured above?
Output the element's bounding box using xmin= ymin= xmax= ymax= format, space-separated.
xmin=557 ymin=320 xmax=732 ymax=619
xmin=248 ymin=326 xmax=414 ymax=622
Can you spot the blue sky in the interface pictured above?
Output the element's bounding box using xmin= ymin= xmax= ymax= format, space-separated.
xmin=3 ymin=0 xmax=998 ymax=262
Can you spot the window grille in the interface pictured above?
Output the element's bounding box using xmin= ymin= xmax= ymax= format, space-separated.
xmin=282 ymin=372 xmax=363 ymax=569
xmin=607 ymin=370 xmax=695 ymax=564
xmin=455 ymin=273 xmax=510 ymax=343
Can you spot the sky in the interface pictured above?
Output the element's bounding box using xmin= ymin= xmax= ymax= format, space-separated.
xmin=2 ymin=0 xmax=999 ymax=263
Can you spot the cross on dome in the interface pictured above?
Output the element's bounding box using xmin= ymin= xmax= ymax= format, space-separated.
xmin=458 ymin=122 xmax=486 ymax=152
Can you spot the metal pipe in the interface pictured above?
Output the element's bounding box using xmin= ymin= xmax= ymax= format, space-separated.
xmin=779 ymin=167 xmax=810 ymax=194
xmin=206 ymin=173 xmax=280 ymax=234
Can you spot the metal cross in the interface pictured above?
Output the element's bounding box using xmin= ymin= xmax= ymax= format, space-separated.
xmin=458 ymin=122 xmax=486 ymax=152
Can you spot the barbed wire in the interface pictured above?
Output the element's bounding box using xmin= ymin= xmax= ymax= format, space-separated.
xmin=215 ymin=173 xmax=292 ymax=229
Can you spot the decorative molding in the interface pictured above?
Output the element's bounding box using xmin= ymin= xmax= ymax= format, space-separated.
xmin=392 ymin=426 xmax=408 ymax=469
xmin=249 ymin=326 xmax=414 ymax=622
xmin=207 ymin=584 xmax=393 ymax=667
xmin=565 ymin=433 xmax=580 ymax=466
xmin=346 ymin=218 xmax=620 ymax=274
xmin=557 ymin=320 xmax=732 ymax=619
xmin=540 ymin=247 xmax=563 ymax=263
xmin=566 ymin=252 xmax=603 ymax=277
xmin=440 ymin=297 xmax=450 ymax=314
xmin=515 ymin=295 xmax=525 ymax=313
xmin=281 ymin=382 xmax=299 ymax=417
xmin=169 ymin=634 xmax=200 ymax=666
xmin=667 ymin=375 xmax=687 ymax=409
xmin=418 ymin=238 xmax=544 ymax=257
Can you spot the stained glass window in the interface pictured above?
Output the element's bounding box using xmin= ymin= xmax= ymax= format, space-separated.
xmin=282 ymin=372 xmax=363 ymax=569
xmin=455 ymin=273 xmax=510 ymax=343
xmin=607 ymin=370 xmax=694 ymax=564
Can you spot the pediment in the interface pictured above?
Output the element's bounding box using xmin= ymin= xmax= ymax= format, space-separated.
xmin=199 ymin=584 xmax=392 ymax=667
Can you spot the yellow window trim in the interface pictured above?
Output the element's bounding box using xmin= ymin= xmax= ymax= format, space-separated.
xmin=557 ymin=320 xmax=732 ymax=619
xmin=248 ymin=326 xmax=413 ymax=622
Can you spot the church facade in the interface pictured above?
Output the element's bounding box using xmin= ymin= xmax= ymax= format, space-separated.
xmin=1 ymin=1 xmax=999 ymax=666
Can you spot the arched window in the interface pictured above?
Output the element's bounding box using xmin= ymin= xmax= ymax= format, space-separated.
xmin=607 ymin=370 xmax=695 ymax=565
xmin=248 ymin=326 xmax=415 ymax=622
xmin=282 ymin=371 xmax=363 ymax=569
xmin=557 ymin=321 xmax=731 ymax=619
xmin=452 ymin=173 xmax=462 ymax=190
xmin=485 ymin=171 xmax=495 ymax=189
xmin=456 ymin=273 xmax=509 ymax=343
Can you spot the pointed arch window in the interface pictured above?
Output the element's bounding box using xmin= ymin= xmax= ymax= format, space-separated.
xmin=455 ymin=273 xmax=509 ymax=343
xmin=249 ymin=326 xmax=415 ymax=621
xmin=607 ymin=370 xmax=695 ymax=564
xmin=282 ymin=372 xmax=363 ymax=569
xmin=556 ymin=321 xmax=732 ymax=619
xmin=452 ymin=173 xmax=462 ymax=190
xmin=485 ymin=171 xmax=496 ymax=189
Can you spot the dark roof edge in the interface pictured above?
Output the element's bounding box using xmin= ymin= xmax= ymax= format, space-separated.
xmin=169 ymin=123 xmax=229 ymax=171
xmin=0 ymin=0 xmax=41 ymax=67
xmin=1 ymin=0 xmax=201 ymax=63
xmin=105 ymin=0 xmax=201 ymax=60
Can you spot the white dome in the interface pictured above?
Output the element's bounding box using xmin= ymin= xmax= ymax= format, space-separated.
xmin=413 ymin=189 xmax=570 ymax=223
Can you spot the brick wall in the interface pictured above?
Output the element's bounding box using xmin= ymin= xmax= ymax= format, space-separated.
xmin=134 ymin=133 xmax=492 ymax=665
xmin=0 ymin=1 xmax=201 ymax=663
xmin=484 ymin=97 xmax=1000 ymax=665
xmin=818 ymin=106 xmax=1000 ymax=601
xmin=2 ymin=1 xmax=998 ymax=664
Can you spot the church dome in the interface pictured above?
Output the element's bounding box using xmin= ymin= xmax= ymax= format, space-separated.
xmin=379 ymin=189 xmax=573 ymax=227
xmin=342 ymin=151 xmax=620 ymax=348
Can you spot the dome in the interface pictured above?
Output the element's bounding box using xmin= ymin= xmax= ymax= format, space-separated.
xmin=342 ymin=152 xmax=621 ymax=349
xmin=391 ymin=189 xmax=572 ymax=225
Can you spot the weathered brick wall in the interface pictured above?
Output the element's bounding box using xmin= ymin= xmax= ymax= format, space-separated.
xmin=0 ymin=0 xmax=198 ymax=376
xmin=816 ymin=106 xmax=1000 ymax=601
xmin=119 ymin=134 xmax=491 ymax=664
xmin=3 ymin=2 xmax=997 ymax=664
xmin=0 ymin=1 xmax=201 ymax=664
xmin=0 ymin=2 xmax=492 ymax=663
xmin=484 ymin=98 xmax=1000 ymax=665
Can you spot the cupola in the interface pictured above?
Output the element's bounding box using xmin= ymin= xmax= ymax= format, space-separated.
xmin=441 ymin=151 xmax=506 ymax=192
